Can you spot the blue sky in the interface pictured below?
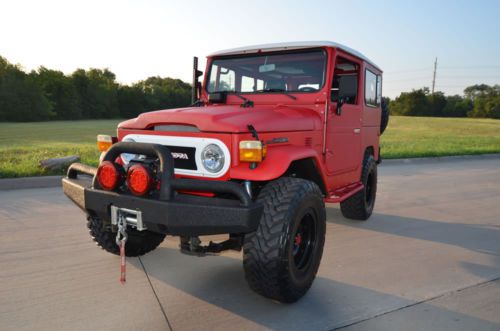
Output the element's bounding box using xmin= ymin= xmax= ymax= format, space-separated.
xmin=0 ymin=0 xmax=499 ymax=98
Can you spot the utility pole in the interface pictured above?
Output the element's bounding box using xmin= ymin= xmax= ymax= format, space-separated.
xmin=431 ymin=57 xmax=437 ymax=94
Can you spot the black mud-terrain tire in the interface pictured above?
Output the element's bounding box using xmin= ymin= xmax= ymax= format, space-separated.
xmin=380 ymin=99 xmax=390 ymax=134
xmin=87 ymin=216 xmax=166 ymax=257
xmin=340 ymin=153 xmax=377 ymax=220
xmin=243 ymin=177 xmax=326 ymax=303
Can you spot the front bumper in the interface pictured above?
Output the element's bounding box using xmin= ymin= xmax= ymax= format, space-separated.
xmin=62 ymin=142 xmax=263 ymax=236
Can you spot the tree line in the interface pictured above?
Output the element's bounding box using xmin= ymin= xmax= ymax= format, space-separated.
xmin=1 ymin=54 xmax=499 ymax=121
xmin=0 ymin=55 xmax=191 ymax=122
xmin=388 ymin=85 xmax=500 ymax=119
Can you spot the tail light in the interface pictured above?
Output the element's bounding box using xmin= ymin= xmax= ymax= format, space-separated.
xmin=97 ymin=161 xmax=122 ymax=190
xmin=127 ymin=164 xmax=153 ymax=196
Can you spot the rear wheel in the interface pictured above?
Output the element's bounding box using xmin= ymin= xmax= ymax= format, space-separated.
xmin=380 ymin=98 xmax=390 ymax=134
xmin=87 ymin=216 xmax=165 ymax=257
xmin=243 ymin=177 xmax=326 ymax=303
xmin=340 ymin=153 xmax=377 ymax=220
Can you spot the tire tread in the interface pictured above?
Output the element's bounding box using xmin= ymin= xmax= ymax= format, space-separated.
xmin=340 ymin=154 xmax=377 ymax=220
xmin=87 ymin=217 xmax=165 ymax=257
xmin=243 ymin=177 xmax=325 ymax=303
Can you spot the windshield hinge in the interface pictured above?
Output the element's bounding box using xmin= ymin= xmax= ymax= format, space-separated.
xmin=190 ymin=100 xmax=205 ymax=107
xmin=233 ymin=94 xmax=254 ymax=108
xmin=240 ymin=99 xmax=254 ymax=108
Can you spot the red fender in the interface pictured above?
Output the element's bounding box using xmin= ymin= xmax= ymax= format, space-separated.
xmin=230 ymin=145 xmax=325 ymax=182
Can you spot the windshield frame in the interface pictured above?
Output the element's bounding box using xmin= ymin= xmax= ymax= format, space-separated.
xmin=204 ymin=48 xmax=328 ymax=95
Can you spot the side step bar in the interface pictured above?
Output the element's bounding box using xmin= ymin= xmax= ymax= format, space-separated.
xmin=324 ymin=182 xmax=364 ymax=203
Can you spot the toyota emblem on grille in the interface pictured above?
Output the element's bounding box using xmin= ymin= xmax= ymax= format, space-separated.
xmin=171 ymin=152 xmax=189 ymax=160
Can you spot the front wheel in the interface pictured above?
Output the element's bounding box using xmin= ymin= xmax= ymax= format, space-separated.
xmin=87 ymin=216 xmax=166 ymax=257
xmin=243 ymin=178 xmax=326 ymax=303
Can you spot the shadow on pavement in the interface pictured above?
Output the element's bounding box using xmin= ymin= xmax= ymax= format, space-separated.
xmin=137 ymin=246 xmax=499 ymax=330
xmin=326 ymin=206 xmax=500 ymax=279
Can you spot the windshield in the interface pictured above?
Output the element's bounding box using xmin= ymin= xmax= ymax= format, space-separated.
xmin=206 ymin=49 xmax=327 ymax=94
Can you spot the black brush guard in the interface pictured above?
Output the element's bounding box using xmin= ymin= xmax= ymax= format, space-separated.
xmin=62 ymin=142 xmax=263 ymax=236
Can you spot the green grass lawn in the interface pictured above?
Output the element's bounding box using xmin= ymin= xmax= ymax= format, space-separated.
xmin=0 ymin=116 xmax=499 ymax=178
xmin=381 ymin=116 xmax=500 ymax=158
xmin=0 ymin=120 xmax=120 ymax=178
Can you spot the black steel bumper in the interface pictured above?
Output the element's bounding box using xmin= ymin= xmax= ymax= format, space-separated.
xmin=62 ymin=142 xmax=263 ymax=236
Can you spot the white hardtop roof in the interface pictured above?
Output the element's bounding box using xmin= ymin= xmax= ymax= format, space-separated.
xmin=209 ymin=41 xmax=381 ymax=71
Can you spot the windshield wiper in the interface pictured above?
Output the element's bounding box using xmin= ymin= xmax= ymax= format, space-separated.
xmin=254 ymin=88 xmax=297 ymax=100
xmin=232 ymin=93 xmax=254 ymax=108
xmin=211 ymin=91 xmax=254 ymax=108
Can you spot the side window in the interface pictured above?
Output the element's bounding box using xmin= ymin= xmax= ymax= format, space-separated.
xmin=376 ymin=75 xmax=382 ymax=105
xmin=365 ymin=69 xmax=378 ymax=107
xmin=331 ymin=58 xmax=359 ymax=104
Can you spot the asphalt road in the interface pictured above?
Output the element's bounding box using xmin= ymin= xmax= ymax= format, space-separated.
xmin=1 ymin=157 xmax=500 ymax=331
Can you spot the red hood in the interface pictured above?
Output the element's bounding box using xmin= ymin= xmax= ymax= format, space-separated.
xmin=118 ymin=104 xmax=322 ymax=133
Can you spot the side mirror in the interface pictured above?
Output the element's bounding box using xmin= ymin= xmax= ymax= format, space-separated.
xmin=336 ymin=97 xmax=345 ymax=115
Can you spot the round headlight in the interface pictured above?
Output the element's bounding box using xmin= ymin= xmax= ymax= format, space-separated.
xmin=201 ymin=144 xmax=225 ymax=173
xmin=121 ymin=152 xmax=137 ymax=165
xmin=120 ymin=137 xmax=138 ymax=165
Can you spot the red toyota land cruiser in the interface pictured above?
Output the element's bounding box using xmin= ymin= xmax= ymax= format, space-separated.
xmin=63 ymin=41 xmax=389 ymax=303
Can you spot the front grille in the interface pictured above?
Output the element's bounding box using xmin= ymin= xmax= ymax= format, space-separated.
xmin=165 ymin=145 xmax=197 ymax=170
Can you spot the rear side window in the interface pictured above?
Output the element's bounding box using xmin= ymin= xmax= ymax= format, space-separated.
xmin=365 ymin=69 xmax=381 ymax=107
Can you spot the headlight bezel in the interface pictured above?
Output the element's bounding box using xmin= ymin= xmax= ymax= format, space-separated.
xmin=119 ymin=134 xmax=230 ymax=178
xmin=120 ymin=137 xmax=140 ymax=165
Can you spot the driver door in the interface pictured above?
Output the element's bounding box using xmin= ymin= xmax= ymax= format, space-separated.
xmin=325 ymin=56 xmax=362 ymax=185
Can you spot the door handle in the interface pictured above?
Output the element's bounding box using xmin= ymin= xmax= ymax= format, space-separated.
xmin=353 ymin=128 xmax=361 ymax=134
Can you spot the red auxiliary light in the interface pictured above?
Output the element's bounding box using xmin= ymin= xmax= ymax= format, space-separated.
xmin=97 ymin=161 xmax=122 ymax=191
xmin=127 ymin=164 xmax=153 ymax=196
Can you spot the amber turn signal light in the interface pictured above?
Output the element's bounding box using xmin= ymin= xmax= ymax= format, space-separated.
xmin=239 ymin=140 xmax=266 ymax=162
xmin=97 ymin=134 xmax=113 ymax=152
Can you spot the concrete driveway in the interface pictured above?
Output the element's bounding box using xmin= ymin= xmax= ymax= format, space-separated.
xmin=1 ymin=157 xmax=499 ymax=331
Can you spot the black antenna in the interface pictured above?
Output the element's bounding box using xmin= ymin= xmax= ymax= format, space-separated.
xmin=192 ymin=57 xmax=203 ymax=104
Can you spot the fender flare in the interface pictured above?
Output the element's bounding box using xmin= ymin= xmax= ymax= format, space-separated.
xmin=229 ymin=145 xmax=325 ymax=183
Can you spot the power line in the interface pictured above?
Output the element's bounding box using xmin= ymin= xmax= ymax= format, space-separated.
xmin=384 ymin=68 xmax=432 ymax=74
xmin=437 ymin=75 xmax=500 ymax=79
xmin=384 ymin=74 xmax=500 ymax=83
xmin=385 ymin=65 xmax=500 ymax=75
xmin=435 ymin=85 xmax=473 ymax=88
xmin=382 ymin=62 xmax=499 ymax=96
xmin=385 ymin=77 xmax=431 ymax=83
xmin=440 ymin=65 xmax=500 ymax=69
